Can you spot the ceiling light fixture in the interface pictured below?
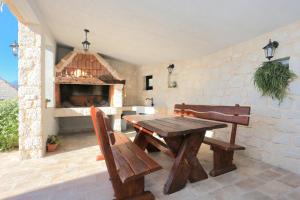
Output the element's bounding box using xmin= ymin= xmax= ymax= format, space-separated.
xmin=82 ymin=29 xmax=91 ymax=51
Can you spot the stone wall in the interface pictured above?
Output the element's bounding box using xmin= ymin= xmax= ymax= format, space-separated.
xmin=18 ymin=22 xmax=44 ymax=159
xmin=104 ymin=56 xmax=140 ymax=106
xmin=137 ymin=21 xmax=300 ymax=174
xmin=18 ymin=21 xmax=58 ymax=159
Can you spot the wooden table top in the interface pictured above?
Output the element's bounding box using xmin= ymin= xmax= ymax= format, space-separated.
xmin=123 ymin=114 xmax=227 ymax=137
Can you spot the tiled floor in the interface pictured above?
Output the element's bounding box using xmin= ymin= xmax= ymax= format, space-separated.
xmin=0 ymin=132 xmax=300 ymax=200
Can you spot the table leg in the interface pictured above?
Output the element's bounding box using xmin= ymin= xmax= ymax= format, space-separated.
xmin=186 ymin=133 xmax=208 ymax=182
xmin=133 ymin=127 xmax=160 ymax=152
xmin=133 ymin=127 xmax=148 ymax=151
xmin=163 ymin=132 xmax=207 ymax=194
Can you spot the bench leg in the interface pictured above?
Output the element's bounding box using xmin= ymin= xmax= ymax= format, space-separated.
xmin=112 ymin=177 xmax=155 ymax=200
xmin=209 ymin=146 xmax=237 ymax=177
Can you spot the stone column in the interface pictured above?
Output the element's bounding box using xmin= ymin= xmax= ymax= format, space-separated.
xmin=18 ymin=22 xmax=45 ymax=159
xmin=110 ymin=84 xmax=124 ymax=131
xmin=112 ymin=84 xmax=124 ymax=107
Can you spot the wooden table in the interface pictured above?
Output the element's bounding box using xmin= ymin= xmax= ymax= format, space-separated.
xmin=123 ymin=114 xmax=227 ymax=194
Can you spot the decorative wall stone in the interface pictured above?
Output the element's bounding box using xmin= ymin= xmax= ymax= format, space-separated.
xmin=137 ymin=21 xmax=300 ymax=174
xmin=18 ymin=22 xmax=44 ymax=159
xmin=104 ymin=57 xmax=139 ymax=106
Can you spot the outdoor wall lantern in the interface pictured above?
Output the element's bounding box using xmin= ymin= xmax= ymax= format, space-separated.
xmin=263 ymin=39 xmax=279 ymax=61
xmin=82 ymin=29 xmax=91 ymax=51
xmin=167 ymin=64 xmax=177 ymax=88
xmin=9 ymin=41 xmax=19 ymax=57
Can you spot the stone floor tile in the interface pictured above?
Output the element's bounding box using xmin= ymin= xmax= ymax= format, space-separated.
xmin=213 ymin=171 xmax=247 ymax=186
xmin=287 ymin=188 xmax=300 ymax=200
xmin=189 ymin=178 xmax=223 ymax=195
xmin=270 ymin=167 xmax=291 ymax=176
xmin=235 ymin=177 xmax=265 ymax=191
xmin=278 ymin=173 xmax=300 ymax=188
xmin=258 ymin=180 xmax=294 ymax=197
xmin=238 ymin=191 xmax=273 ymax=200
xmin=255 ymin=169 xmax=282 ymax=182
xmin=209 ymin=185 xmax=244 ymax=200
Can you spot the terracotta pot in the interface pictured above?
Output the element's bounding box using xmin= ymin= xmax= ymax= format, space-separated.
xmin=47 ymin=144 xmax=58 ymax=152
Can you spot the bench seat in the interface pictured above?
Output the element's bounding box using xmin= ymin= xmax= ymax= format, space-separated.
xmin=112 ymin=142 xmax=162 ymax=183
xmin=203 ymin=137 xmax=245 ymax=151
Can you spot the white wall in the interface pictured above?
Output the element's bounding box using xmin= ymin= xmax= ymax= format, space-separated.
xmin=104 ymin=56 xmax=140 ymax=106
xmin=43 ymin=37 xmax=58 ymax=140
xmin=137 ymin=21 xmax=300 ymax=174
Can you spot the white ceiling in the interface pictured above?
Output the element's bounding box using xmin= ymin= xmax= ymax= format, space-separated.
xmin=32 ymin=0 xmax=300 ymax=65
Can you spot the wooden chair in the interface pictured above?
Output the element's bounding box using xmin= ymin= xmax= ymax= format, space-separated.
xmin=174 ymin=103 xmax=251 ymax=177
xmin=91 ymin=106 xmax=162 ymax=200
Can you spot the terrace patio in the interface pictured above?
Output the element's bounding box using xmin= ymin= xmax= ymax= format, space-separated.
xmin=1 ymin=0 xmax=300 ymax=199
xmin=1 ymin=132 xmax=300 ymax=200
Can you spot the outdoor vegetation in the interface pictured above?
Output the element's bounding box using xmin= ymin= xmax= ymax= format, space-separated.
xmin=47 ymin=135 xmax=61 ymax=145
xmin=0 ymin=99 xmax=18 ymax=151
xmin=254 ymin=61 xmax=297 ymax=103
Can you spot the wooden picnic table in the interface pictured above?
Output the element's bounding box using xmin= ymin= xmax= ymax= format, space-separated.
xmin=123 ymin=114 xmax=227 ymax=194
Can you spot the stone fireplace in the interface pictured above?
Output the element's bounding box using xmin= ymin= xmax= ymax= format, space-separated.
xmin=55 ymin=51 xmax=125 ymax=108
xmin=59 ymin=84 xmax=110 ymax=107
xmin=53 ymin=50 xmax=126 ymax=135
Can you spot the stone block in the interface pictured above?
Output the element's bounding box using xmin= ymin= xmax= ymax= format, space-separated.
xmin=272 ymin=134 xmax=290 ymax=145
xmin=283 ymin=147 xmax=300 ymax=159
xmin=294 ymin=136 xmax=300 ymax=147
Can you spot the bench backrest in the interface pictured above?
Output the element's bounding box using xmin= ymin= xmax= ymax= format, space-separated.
xmin=174 ymin=104 xmax=250 ymax=126
xmin=174 ymin=103 xmax=251 ymax=144
xmin=90 ymin=106 xmax=118 ymax=179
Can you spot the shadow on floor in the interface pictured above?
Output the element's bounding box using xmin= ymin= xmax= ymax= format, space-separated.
xmin=4 ymin=171 xmax=114 ymax=200
xmin=45 ymin=130 xmax=137 ymax=157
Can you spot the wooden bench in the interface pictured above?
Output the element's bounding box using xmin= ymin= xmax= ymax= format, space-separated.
xmin=95 ymin=132 xmax=130 ymax=161
xmin=91 ymin=107 xmax=162 ymax=200
xmin=174 ymin=103 xmax=251 ymax=177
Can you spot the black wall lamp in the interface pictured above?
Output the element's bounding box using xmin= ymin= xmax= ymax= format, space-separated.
xmin=82 ymin=29 xmax=91 ymax=51
xmin=167 ymin=64 xmax=177 ymax=88
xmin=9 ymin=41 xmax=19 ymax=57
xmin=263 ymin=39 xmax=279 ymax=61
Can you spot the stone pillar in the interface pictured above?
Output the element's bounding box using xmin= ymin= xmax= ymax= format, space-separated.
xmin=111 ymin=84 xmax=123 ymax=131
xmin=112 ymin=84 xmax=124 ymax=107
xmin=18 ymin=22 xmax=45 ymax=159
xmin=112 ymin=111 xmax=122 ymax=132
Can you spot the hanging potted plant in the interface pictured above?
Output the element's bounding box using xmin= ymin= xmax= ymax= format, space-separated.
xmin=46 ymin=135 xmax=61 ymax=152
xmin=253 ymin=61 xmax=297 ymax=103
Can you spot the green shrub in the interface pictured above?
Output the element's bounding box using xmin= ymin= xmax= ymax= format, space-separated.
xmin=254 ymin=61 xmax=297 ymax=103
xmin=0 ymin=99 xmax=19 ymax=151
xmin=47 ymin=135 xmax=61 ymax=145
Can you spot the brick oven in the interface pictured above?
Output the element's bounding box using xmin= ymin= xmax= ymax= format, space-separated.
xmin=55 ymin=51 xmax=125 ymax=108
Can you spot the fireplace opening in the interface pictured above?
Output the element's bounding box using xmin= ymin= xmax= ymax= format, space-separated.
xmin=59 ymin=84 xmax=110 ymax=107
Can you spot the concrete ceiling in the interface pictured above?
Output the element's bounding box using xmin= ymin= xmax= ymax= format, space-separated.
xmin=31 ymin=0 xmax=300 ymax=65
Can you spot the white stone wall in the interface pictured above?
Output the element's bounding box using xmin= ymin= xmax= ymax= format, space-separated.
xmin=104 ymin=57 xmax=140 ymax=106
xmin=18 ymin=23 xmax=44 ymax=159
xmin=18 ymin=21 xmax=58 ymax=159
xmin=137 ymin=21 xmax=300 ymax=174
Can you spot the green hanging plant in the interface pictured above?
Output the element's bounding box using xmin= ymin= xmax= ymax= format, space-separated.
xmin=253 ymin=61 xmax=297 ymax=103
